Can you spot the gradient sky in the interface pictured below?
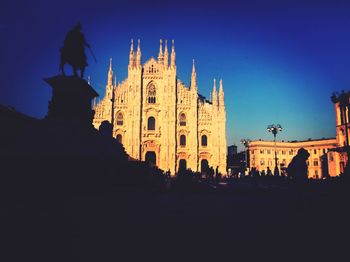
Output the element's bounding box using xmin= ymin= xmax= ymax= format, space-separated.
xmin=1 ymin=0 xmax=350 ymax=150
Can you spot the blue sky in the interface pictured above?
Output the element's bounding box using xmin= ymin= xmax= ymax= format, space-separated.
xmin=1 ymin=0 xmax=349 ymax=150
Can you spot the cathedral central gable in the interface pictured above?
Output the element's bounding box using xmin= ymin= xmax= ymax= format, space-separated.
xmin=143 ymin=58 xmax=163 ymax=79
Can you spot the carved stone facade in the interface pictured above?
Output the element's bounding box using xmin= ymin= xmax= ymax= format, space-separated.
xmin=93 ymin=39 xmax=227 ymax=175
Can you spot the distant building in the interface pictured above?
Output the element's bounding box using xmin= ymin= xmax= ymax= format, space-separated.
xmin=331 ymin=91 xmax=350 ymax=174
xmin=228 ymin=145 xmax=238 ymax=156
xmin=248 ymin=138 xmax=338 ymax=178
xmin=93 ymin=39 xmax=227 ymax=174
xmin=227 ymin=145 xmax=246 ymax=175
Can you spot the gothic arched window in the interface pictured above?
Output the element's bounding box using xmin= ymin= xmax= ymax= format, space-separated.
xmin=148 ymin=117 xmax=155 ymax=130
xmin=201 ymin=135 xmax=207 ymax=146
xmin=116 ymin=112 xmax=123 ymax=126
xmin=116 ymin=134 xmax=122 ymax=144
xmin=180 ymin=135 xmax=186 ymax=147
xmin=179 ymin=113 xmax=186 ymax=126
xmin=147 ymin=84 xmax=156 ymax=104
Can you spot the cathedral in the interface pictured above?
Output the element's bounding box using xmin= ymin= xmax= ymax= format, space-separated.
xmin=93 ymin=39 xmax=227 ymax=175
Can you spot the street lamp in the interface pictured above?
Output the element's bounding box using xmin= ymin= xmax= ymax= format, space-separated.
xmin=240 ymin=139 xmax=251 ymax=174
xmin=267 ymin=124 xmax=283 ymax=176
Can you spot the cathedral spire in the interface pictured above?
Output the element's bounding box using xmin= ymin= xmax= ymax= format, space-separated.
xmin=190 ymin=59 xmax=197 ymax=91
xmin=219 ymin=78 xmax=223 ymax=93
xmin=158 ymin=39 xmax=163 ymax=63
xmin=219 ymin=78 xmax=225 ymax=107
xmin=213 ymin=78 xmax=217 ymax=93
xmin=164 ymin=40 xmax=169 ymax=68
xmin=136 ymin=39 xmax=141 ymax=67
xmin=212 ymin=78 xmax=218 ymax=106
xmin=109 ymin=57 xmax=113 ymax=72
xmin=107 ymin=58 xmax=113 ymax=86
xmin=170 ymin=39 xmax=176 ymax=68
xmin=129 ymin=39 xmax=134 ymax=68
xmin=106 ymin=59 xmax=114 ymax=100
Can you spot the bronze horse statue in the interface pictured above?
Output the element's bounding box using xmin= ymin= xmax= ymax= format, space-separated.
xmin=59 ymin=23 xmax=90 ymax=78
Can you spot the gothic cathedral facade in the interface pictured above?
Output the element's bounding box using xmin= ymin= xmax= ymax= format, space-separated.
xmin=93 ymin=39 xmax=227 ymax=175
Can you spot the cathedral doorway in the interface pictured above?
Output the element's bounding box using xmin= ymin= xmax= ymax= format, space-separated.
xmin=145 ymin=151 xmax=156 ymax=167
xmin=201 ymin=159 xmax=209 ymax=173
xmin=179 ymin=159 xmax=187 ymax=172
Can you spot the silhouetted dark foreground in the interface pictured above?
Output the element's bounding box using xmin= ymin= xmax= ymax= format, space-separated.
xmin=0 ymin=75 xmax=168 ymax=261
xmin=2 ymin=97 xmax=349 ymax=260
xmin=1 ymin=41 xmax=348 ymax=258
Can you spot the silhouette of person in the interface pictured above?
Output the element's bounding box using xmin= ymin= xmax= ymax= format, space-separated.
xmin=256 ymin=168 xmax=260 ymax=177
xmin=251 ymin=167 xmax=256 ymax=177
xmin=209 ymin=167 xmax=214 ymax=183
xmin=287 ymin=148 xmax=310 ymax=209
xmin=266 ymin=167 xmax=272 ymax=176
xmin=166 ymin=169 xmax=171 ymax=178
xmin=60 ymin=23 xmax=90 ymax=78
xmin=287 ymin=147 xmax=310 ymax=183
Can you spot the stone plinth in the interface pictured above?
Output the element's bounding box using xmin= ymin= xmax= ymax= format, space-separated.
xmin=44 ymin=75 xmax=99 ymax=126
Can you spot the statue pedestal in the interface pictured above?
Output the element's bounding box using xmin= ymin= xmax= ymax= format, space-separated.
xmin=44 ymin=75 xmax=99 ymax=127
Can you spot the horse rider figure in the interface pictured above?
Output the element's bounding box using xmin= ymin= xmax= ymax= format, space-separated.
xmin=59 ymin=23 xmax=90 ymax=78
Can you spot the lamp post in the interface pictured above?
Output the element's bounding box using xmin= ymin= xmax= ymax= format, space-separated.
xmin=240 ymin=139 xmax=251 ymax=174
xmin=267 ymin=124 xmax=283 ymax=176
